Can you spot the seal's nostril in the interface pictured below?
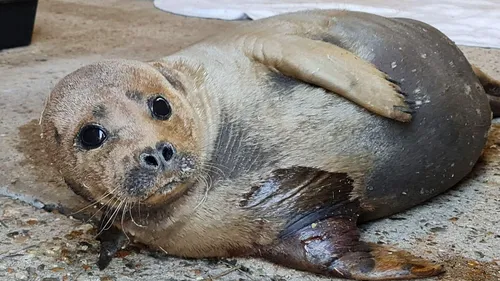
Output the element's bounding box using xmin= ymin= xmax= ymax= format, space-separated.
xmin=144 ymin=155 xmax=159 ymax=167
xmin=161 ymin=144 xmax=174 ymax=162
xmin=140 ymin=153 xmax=160 ymax=169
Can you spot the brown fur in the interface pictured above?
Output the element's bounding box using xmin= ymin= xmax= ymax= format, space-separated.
xmin=40 ymin=60 xmax=204 ymax=206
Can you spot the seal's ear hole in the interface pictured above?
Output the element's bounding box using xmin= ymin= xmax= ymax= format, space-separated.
xmin=149 ymin=95 xmax=172 ymax=120
xmin=78 ymin=124 xmax=107 ymax=150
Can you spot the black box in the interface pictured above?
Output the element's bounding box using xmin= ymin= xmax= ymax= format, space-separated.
xmin=0 ymin=0 xmax=38 ymax=50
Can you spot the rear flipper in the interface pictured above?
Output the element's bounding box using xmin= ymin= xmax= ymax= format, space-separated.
xmin=472 ymin=65 xmax=500 ymax=117
xmin=246 ymin=167 xmax=444 ymax=280
xmin=261 ymin=214 xmax=444 ymax=280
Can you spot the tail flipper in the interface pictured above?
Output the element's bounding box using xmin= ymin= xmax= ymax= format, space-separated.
xmin=472 ymin=65 xmax=500 ymax=117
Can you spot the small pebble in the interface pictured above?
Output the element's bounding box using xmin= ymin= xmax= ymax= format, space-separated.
xmin=124 ymin=262 xmax=135 ymax=270
xmin=15 ymin=272 xmax=28 ymax=280
xmin=26 ymin=267 xmax=37 ymax=275
xmin=75 ymin=224 xmax=94 ymax=232
xmin=26 ymin=219 xmax=39 ymax=225
xmin=430 ymin=226 xmax=447 ymax=233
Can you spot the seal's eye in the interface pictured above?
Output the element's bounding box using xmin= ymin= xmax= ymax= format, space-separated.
xmin=78 ymin=124 xmax=107 ymax=149
xmin=150 ymin=96 xmax=172 ymax=120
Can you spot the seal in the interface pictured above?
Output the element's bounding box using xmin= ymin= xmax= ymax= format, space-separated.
xmin=40 ymin=9 xmax=500 ymax=280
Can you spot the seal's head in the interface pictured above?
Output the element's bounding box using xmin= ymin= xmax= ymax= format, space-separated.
xmin=40 ymin=59 xmax=203 ymax=208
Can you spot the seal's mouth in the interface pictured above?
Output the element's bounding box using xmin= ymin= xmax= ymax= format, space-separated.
xmin=142 ymin=177 xmax=196 ymax=207
xmin=119 ymin=150 xmax=197 ymax=204
xmin=158 ymin=180 xmax=179 ymax=194
xmin=156 ymin=175 xmax=189 ymax=195
xmin=138 ymin=153 xmax=197 ymax=205
xmin=158 ymin=154 xmax=196 ymax=192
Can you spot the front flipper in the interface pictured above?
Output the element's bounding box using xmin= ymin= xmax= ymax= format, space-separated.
xmin=95 ymin=210 xmax=128 ymax=270
xmin=242 ymin=34 xmax=413 ymax=122
xmin=243 ymin=167 xmax=443 ymax=280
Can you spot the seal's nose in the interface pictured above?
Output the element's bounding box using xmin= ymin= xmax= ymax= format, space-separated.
xmin=139 ymin=142 xmax=175 ymax=170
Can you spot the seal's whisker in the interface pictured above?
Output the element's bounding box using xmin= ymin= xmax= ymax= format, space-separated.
xmin=199 ymin=163 xmax=227 ymax=186
xmin=85 ymin=186 xmax=120 ymax=213
xmin=202 ymin=173 xmax=212 ymax=189
xmin=93 ymin=197 xmax=119 ymax=237
xmin=196 ymin=168 xmax=216 ymax=197
xmin=101 ymin=196 xmax=120 ymax=226
xmin=205 ymin=171 xmax=214 ymax=189
xmin=198 ymin=167 xmax=221 ymax=182
xmin=193 ymin=165 xmax=221 ymax=211
xmin=86 ymin=202 xmax=109 ymax=224
xmin=194 ymin=174 xmax=207 ymax=190
xmin=192 ymin=176 xmax=205 ymax=209
xmin=138 ymin=201 xmax=142 ymax=219
xmin=193 ymin=174 xmax=211 ymax=211
xmin=121 ymin=201 xmax=131 ymax=241
xmin=203 ymin=170 xmax=215 ymax=194
xmin=202 ymin=163 xmax=227 ymax=178
xmin=201 ymin=163 xmax=222 ymax=195
xmin=99 ymin=200 xmax=123 ymax=235
xmin=129 ymin=202 xmax=146 ymax=228
xmin=70 ymin=191 xmax=112 ymax=216
xmin=74 ymin=184 xmax=121 ymax=217
xmin=101 ymin=197 xmax=119 ymax=227
xmin=86 ymin=190 xmax=120 ymax=224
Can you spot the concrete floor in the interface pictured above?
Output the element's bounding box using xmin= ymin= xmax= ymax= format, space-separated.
xmin=0 ymin=0 xmax=499 ymax=280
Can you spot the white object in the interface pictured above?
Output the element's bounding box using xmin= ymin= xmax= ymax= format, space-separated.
xmin=153 ymin=0 xmax=500 ymax=48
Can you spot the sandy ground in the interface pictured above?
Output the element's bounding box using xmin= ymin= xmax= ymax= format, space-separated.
xmin=0 ymin=0 xmax=500 ymax=280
